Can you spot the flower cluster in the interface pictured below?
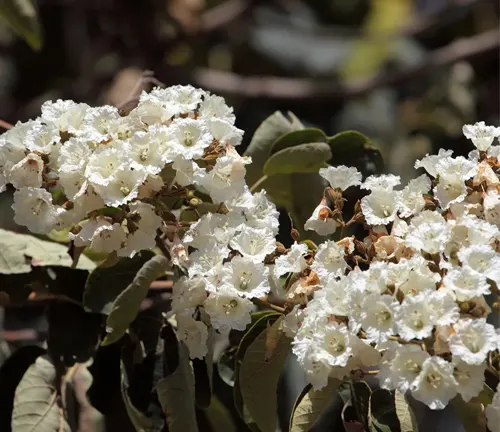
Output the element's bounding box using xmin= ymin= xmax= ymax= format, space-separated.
xmin=2 ymin=86 xmax=500 ymax=416
xmin=284 ymin=121 xmax=500 ymax=412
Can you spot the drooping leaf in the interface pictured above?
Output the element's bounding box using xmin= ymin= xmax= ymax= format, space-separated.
xmin=12 ymin=355 xmax=71 ymax=432
xmin=204 ymin=396 xmax=237 ymax=432
xmin=451 ymin=384 xmax=494 ymax=432
xmin=244 ymin=111 xmax=294 ymax=188
xmin=239 ymin=315 xmax=290 ymax=432
xmin=369 ymin=389 xmax=399 ymax=432
xmin=263 ymin=142 xmax=332 ymax=176
xmin=270 ymin=128 xmax=327 ymax=155
xmin=0 ymin=228 xmax=95 ymax=274
xmin=83 ymin=250 xmax=155 ymax=314
xmin=102 ymin=255 xmax=170 ymax=346
xmin=394 ymin=390 xmax=419 ymax=432
xmin=156 ymin=343 xmax=198 ymax=432
xmin=289 ymin=379 xmax=343 ymax=432
xmin=0 ymin=0 xmax=42 ymax=50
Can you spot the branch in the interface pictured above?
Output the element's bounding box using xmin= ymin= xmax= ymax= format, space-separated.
xmin=200 ymin=0 xmax=254 ymax=33
xmin=192 ymin=29 xmax=499 ymax=101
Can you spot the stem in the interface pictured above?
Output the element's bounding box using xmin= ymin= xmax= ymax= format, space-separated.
xmin=252 ymin=297 xmax=285 ymax=314
xmin=249 ymin=175 xmax=269 ymax=193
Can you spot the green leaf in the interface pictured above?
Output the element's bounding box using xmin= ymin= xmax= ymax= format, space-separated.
xmin=203 ymin=396 xmax=237 ymax=432
xmin=101 ymin=255 xmax=169 ymax=346
xmin=12 ymin=355 xmax=71 ymax=432
xmin=394 ymin=390 xmax=419 ymax=432
xmin=289 ymin=379 xmax=343 ymax=432
xmin=451 ymin=384 xmax=494 ymax=432
xmin=239 ymin=315 xmax=290 ymax=432
xmin=369 ymin=389 xmax=399 ymax=432
xmin=270 ymin=128 xmax=327 ymax=155
xmin=83 ymin=250 xmax=155 ymax=314
xmin=156 ymin=343 xmax=198 ymax=432
xmin=120 ymin=358 xmax=161 ymax=432
xmin=263 ymin=142 xmax=332 ymax=176
xmin=244 ymin=112 xmax=295 ymax=188
xmin=0 ymin=228 xmax=95 ymax=274
xmin=0 ymin=0 xmax=42 ymax=50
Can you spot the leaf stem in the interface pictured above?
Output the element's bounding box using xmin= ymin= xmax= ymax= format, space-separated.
xmin=252 ymin=297 xmax=285 ymax=314
xmin=249 ymin=175 xmax=269 ymax=192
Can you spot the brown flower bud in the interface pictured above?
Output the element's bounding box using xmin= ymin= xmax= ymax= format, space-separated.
xmin=275 ymin=241 xmax=287 ymax=255
xmin=291 ymin=228 xmax=300 ymax=242
xmin=326 ymin=187 xmax=345 ymax=211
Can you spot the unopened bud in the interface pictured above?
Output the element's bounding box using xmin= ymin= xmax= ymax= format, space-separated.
xmin=493 ymin=301 xmax=500 ymax=311
xmin=63 ymin=201 xmax=74 ymax=210
xmin=459 ymin=302 xmax=471 ymax=313
xmin=423 ymin=194 xmax=436 ymax=210
xmin=275 ymin=241 xmax=287 ymax=255
xmin=353 ymin=239 xmax=367 ymax=255
xmin=326 ymin=187 xmax=345 ymax=211
xmin=189 ymin=198 xmax=202 ymax=208
xmin=291 ymin=228 xmax=300 ymax=242
xmin=318 ymin=207 xmax=331 ymax=221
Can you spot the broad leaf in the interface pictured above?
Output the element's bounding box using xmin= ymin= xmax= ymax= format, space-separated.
xmin=239 ymin=315 xmax=290 ymax=432
xmin=12 ymin=355 xmax=71 ymax=432
xmin=83 ymin=250 xmax=155 ymax=314
xmin=156 ymin=344 xmax=198 ymax=432
xmin=394 ymin=390 xmax=418 ymax=432
xmin=204 ymin=396 xmax=237 ymax=432
xmin=102 ymin=255 xmax=170 ymax=345
xmin=244 ymin=111 xmax=294 ymax=188
xmin=0 ymin=228 xmax=95 ymax=274
xmin=369 ymin=389 xmax=399 ymax=432
xmin=289 ymin=379 xmax=342 ymax=432
xmin=270 ymin=128 xmax=327 ymax=155
xmin=0 ymin=0 xmax=42 ymax=50
xmin=451 ymin=384 xmax=494 ymax=432
xmin=263 ymin=142 xmax=332 ymax=176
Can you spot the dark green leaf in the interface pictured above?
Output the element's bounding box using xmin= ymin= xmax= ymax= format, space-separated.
xmin=394 ymin=390 xmax=418 ymax=432
xmin=102 ymin=255 xmax=169 ymax=346
xmin=239 ymin=315 xmax=290 ymax=432
xmin=244 ymin=111 xmax=294 ymax=188
xmin=0 ymin=0 xmax=42 ymax=50
xmin=156 ymin=343 xmax=198 ymax=432
xmin=0 ymin=228 xmax=95 ymax=274
xmin=270 ymin=128 xmax=327 ymax=155
xmin=263 ymin=142 xmax=332 ymax=176
xmin=369 ymin=389 xmax=399 ymax=432
xmin=83 ymin=250 xmax=155 ymax=314
xmin=289 ymin=379 xmax=343 ymax=432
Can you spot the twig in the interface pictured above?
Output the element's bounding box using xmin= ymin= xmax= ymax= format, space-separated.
xmin=252 ymin=297 xmax=285 ymax=313
xmin=0 ymin=119 xmax=13 ymax=130
xmin=116 ymin=70 xmax=165 ymax=110
xmin=193 ymin=29 xmax=499 ymax=101
xmin=200 ymin=0 xmax=253 ymax=33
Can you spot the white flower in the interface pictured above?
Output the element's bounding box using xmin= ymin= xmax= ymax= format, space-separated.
xmin=209 ymin=118 xmax=243 ymax=147
xmin=360 ymin=293 xmax=399 ymax=343
xmin=319 ymin=321 xmax=357 ymax=367
xmin=442 ymin=266 xmax=491 ymax=301
xmin=200 ymin=147 xmax=250 ymax=202
xmin=378 ymin=345 xmax=429 ymax=393
xmin=203 ymin=285 xmax=254 ymax=332
xmin=298 ymin=348 xmax=335 ymax=390
xmin=314 ymin=276 xmax=349 ymax=317
xmin=166 ymin=118 xmax=212 ymax=160
xmin=24 ymin=120 xmax=60 ymax=154
xmin=473 ymin=160 xmax=499 ymax=187
xmin=458 ymin=244 xmax=500 ymax=285
xmin=129 ymin=99 xmax=176 ymax=125
xmin=199 ymin=94 xmax=235 ymax=124
xmin=414 ymin=148 xmax=453 ymax=177
xmin=411 ymin=356 xmax=457 ymax=410
xmin=127 ymin=130 xmax=168 ymax=174
xmin=8 ymin=153 xmax=43 ymax=188
xmin=282 ymin=305 xmax=304 ymax=338
xmin=319 ymin=165 xmax=362 ymax=191
xmin=82 ymin=105 xmax=121 ymax=142
xmin=484 ymin=188 xmax=500 ymax=227
xmin=127 ymin=201 xmax=162 ymax=235
xmin=171 ymin=276 xmax=207 ymax=313
xmin=58 ymin=137 xmax=92 ymax=172
xmin=229 ymin=226 xmax=276 ymax=263
xmin=188 ymin=241 xmax=230 ymax=278
xmin=90 ymin=222 xmax=127 ymax=253
xmin=118 ymin=230 xmax=156 ymax=258
xmin=405 ymin=210 xmax=450 ymax=254
xmin=275 ymin=242 xmax=308 ymax=277
xmin=485 ymin=384 xmax=500 ymax=432
xmin=12 ymin=187 xmax=60 ymax=234
xmin=396 ymin=294 xmax=434 ymax=341
xmin=304 ymin=204 xmax=338 ymax=236
xmin=151 ymin=85 xmax=205 ymax=114
xmin=311 ymin=240 xmax=348 ymax=280
xmin=85 ymin=146 xmax=127 ymax=187
xmin=221 ymin=256 xmax=270 ymax=298
xmin=172 ymin=156 xmax=203 ymax=187
xmin=176 ymin=313 xmax=208 ymax=359
xmin=399 ymin=174 xmax=431 ymax=218
xmin=449 ymin=318 xmax=498 ymax=365
xmin=452 ymin=360 xmax=485 ymax=402
xmin=433 ymin=175 xmax=468 ymax=209
xmin=138 ymin=174 xmax=164 ymax=199
xmin=237 ymin=190 xmax=280 ymax=234
xmin=41 ymin=99 xmax=89 ymax=134
xmin=435 ymin=156 xmax=477 ymax=181
xmin=361 ymin=189 xmax=401 ymax=225
xmin=463 ymin=121 xmax=500 ymax=151
xmin=427 ymin=290 xmax=459 ymax=326
xmin=361 ymin=174 xmax=400 ymax=191
xmin=95 ymin=165 xmax=148 ymax=207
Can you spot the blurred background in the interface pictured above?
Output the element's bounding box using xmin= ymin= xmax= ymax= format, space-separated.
xmin=0 ymin=0 xmax=498 ymax=430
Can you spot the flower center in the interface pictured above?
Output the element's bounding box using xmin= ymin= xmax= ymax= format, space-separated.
xmin=426 ymin=372 xmax=442 ymax=389
xmin=183 ymin=131 xmax=194 ymax=147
